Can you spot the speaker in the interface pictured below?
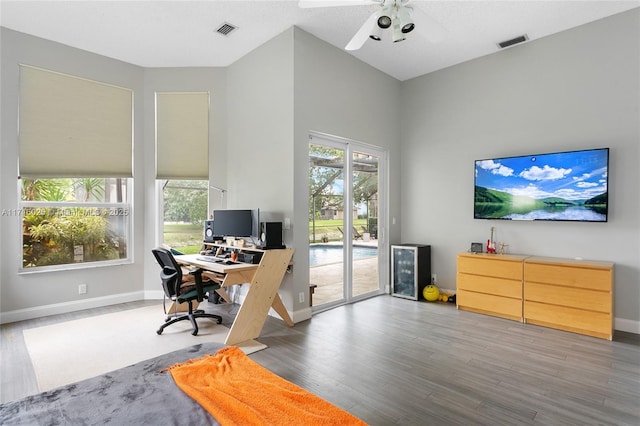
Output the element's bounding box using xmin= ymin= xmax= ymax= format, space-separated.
xmin=204 ymin=220 xmax=215 ymax=243
xmin=260 ymin=222 xmax=285 ymax=249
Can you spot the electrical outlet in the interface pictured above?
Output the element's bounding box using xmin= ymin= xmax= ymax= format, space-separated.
xmin=431 ymin=273 xmax=437 ymax=284
xmin=284 ymin=217 xmax=291 ymax=230
xmin=78 ymin=284 xmax=87 ymax=295
xmin=298 ymin=292 xmax=305 ymax=303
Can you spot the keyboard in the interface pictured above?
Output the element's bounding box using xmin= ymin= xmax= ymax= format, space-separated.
xmin=197 ymin=256 xmax=223 ymax=263
xmin=197 ymin=256 xmax=240 ymax=265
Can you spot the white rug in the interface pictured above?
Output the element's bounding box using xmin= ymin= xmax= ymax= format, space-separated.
xmin=23 ymin=305 xmax=267 ymax=392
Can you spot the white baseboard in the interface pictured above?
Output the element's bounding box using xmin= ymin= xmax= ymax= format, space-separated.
xmin=615 ymin=318 xmax=640 ymax=334
xmin=0 ymin=291 xmax=144 ymax=324
xmin=3 ymin=291 xmax=637 ymax=336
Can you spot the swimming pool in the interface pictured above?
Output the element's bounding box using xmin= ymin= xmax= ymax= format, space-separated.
xmin=309 ymin=244 xmax=378 ymax=267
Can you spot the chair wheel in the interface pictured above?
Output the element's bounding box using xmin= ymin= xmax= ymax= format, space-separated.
xmin=157 ymin=328 xmax=163 ymax=335
xmin=191 ymin=330 xmax=198 ymax=336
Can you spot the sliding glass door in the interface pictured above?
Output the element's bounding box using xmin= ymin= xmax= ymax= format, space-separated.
xmin=308 ymin=134 xmax=386 ymax=310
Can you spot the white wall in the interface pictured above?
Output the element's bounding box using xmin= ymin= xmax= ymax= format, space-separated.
xmin=399 ymin=10 xmax=640 ymax=331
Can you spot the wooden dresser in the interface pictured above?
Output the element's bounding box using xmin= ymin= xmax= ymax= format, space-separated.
xmin=456 ymin=253 xmax=614 ymax=340
xmin=456 ymin=253 xmax=528 ymax=322
xmin=523 ymin=257 xmax=614 ymax=340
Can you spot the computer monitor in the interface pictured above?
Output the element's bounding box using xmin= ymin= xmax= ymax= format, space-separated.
xmin=212 ymin=209 xmax=259 ymax=238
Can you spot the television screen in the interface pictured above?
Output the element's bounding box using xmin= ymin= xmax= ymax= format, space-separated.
xmin=213 ymin=209 xmax=254 ymax=237
xmin=474 ymin=148 xmax=609 ymax=222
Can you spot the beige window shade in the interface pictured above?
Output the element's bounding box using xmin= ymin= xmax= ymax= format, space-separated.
xmin=19 ymin=65 xmax=133 ymax=178
xmin=156 ymin=92 xmax=210 ymax=179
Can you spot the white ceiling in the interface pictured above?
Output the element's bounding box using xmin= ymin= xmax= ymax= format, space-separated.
xmin=1 ymin=0 xmax=639 ymax=81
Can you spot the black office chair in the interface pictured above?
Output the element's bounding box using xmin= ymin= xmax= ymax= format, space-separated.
xmin=151 ymin=247 xmax=222 ymax=336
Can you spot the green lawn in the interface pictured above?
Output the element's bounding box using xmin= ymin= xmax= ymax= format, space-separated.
xmin=309 ymin=219 xmax=368 ymax=242
xmin=163 ymin=223 xmax=203 ymax=254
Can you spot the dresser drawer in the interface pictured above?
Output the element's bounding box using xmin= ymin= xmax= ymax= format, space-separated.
xmin=457 ymin=272 xmax=522 ymax=299
xmin=457 ymin=289 xmax=522 ymax=321
xmin=457 ymin=255 xmax=523 ymax=280
xmin=524 ymin=282 xmax=611 ymax=313
xmin=524 ymin=262 xmax=612 ymax=291
xmin=524 ymin=301 xmax=612 ymax=339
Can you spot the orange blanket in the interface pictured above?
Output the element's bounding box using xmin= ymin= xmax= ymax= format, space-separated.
xmin=168 ymin=346 xmax=367 ymax=426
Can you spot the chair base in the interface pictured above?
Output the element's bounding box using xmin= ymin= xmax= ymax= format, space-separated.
xmin=157 ymin=311 xmax=223 ymax=336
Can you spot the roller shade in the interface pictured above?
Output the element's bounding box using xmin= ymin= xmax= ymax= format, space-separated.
xmin=156 ymin=92 xmax=210 ymax=179
xmin=18 ymin=65 xmax=133 ymax=178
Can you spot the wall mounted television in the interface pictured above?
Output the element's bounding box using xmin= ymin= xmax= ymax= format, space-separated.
xmin=474 ymin=148 xmax=609 ymax=222
xmin=213 ymin=208 xmax=260 ymax=237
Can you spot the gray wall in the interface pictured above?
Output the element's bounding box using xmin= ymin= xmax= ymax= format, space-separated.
xmin=141 ymin=67 xmax=228 ymax=296
xmin=399 ymin=9 xmax=640 ymax=331
xmin=225 ymin=27 xmax=402 ymax=317
xmin=292 ymin=27 xmax=402 ymax=311
xmin=0 ymin=28 xmax=147 ymax=318
xmin=0 ymin=28 xmax=228 ymax=320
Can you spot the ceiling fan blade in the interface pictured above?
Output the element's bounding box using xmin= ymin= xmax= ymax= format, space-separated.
xmin=410 ymin=6 xmax=447 ymax=43
xmin=299 ymin=0 xmax=378 ymax=8
xmin=345 ymin=11 xmax=379 ymax=51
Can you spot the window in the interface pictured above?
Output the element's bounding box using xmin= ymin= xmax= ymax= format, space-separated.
xmin=20 ymin=178 xmax=131 ymax=270
xmin=160 ymin=179 xmax=208 ymax=254
xmin=17 ymin=65 xmax=134 ymax=271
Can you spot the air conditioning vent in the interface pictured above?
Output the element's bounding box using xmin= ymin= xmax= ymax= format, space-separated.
xmin=497 ymin=34 xmax=529 ymax=49
xmin=216 ymin=22 xmax=238 ymax=37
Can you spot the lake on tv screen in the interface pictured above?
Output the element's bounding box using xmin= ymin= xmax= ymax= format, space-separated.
xmin=474 ymin=149 xmax=608 ymax=221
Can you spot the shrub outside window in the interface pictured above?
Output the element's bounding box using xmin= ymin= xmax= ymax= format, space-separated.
xmin=20 ymin=178 xmax=131 ymax=271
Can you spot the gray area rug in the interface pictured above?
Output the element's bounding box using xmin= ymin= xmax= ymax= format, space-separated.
xmin=1 ymin=342 xmax=224 ymax=425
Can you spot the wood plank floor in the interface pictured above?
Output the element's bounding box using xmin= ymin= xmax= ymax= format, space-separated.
xmin=2 ymin=296 xmax=639 ymax=425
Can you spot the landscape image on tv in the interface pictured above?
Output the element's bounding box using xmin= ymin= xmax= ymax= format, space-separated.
xmin=474 ymin=148 xmax=609 ymax=222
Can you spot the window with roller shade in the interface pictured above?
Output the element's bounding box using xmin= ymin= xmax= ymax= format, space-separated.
xmin=156 ymin=92 xmax=210 ymax=253
xmin=18 ymin=65 xmax=133 ymax=271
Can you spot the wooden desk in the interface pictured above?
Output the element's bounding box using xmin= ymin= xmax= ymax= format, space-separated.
xmin=175 ymin=248 xmax=294 ymax=345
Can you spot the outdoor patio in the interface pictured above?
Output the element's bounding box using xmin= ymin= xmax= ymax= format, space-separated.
xmin=309 ymin=240 xmax=380 ymax=307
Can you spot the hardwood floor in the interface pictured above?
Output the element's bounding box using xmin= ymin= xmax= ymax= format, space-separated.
xmin=2 ymin=296 xmax=639 ymax=425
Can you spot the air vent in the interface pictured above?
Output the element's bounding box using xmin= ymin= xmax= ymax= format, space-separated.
xmin=497 ymin=34 xmax=529 ymax=49
xmin=216 ymin=22 xmax=238 ymax=36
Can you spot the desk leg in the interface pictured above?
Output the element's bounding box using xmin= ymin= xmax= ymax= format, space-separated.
xmin=215 ymin=288 xmax=232 ymax=303
xmin=224 ymin=248 xmax=294 ymax=346
xmin=270 ymin=293 xmax=294 ymax=326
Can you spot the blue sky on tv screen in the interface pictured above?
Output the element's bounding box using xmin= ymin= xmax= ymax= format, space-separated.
xmin=475 ymin=149 xmax=608 ymax=201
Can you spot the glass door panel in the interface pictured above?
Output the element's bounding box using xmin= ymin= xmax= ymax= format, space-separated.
xmin=352 ymin=151 xmax=379 ymax=298
xmin=309 ymin=143 xmax=345 ymax=306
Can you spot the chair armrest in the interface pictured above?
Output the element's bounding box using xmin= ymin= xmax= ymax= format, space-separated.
xmin=189 ymin=268 xmax=206 ymax=302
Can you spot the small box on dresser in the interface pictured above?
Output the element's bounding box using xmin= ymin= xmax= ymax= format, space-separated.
xmin=456 ymin=253 xmax=528 ymax=322
xmin=523 ymin=257 xmax=614 ymax=340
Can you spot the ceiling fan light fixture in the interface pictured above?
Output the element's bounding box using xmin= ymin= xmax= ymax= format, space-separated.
xmin=369 ymin=25 xmax=384 ymax=41
xmin=377 ymin=14 xmax=392 ymax=29
xmin=392 ymin=22 xmax=406 ymax=43
xmin=397 ymin=7 xmax=415 ymax=34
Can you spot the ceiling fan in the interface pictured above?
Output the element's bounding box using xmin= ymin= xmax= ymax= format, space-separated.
xmin=299 ymin=0 xmax=446 ymax=51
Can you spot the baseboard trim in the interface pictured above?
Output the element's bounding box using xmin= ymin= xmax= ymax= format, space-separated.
xmin=0 ymin=291 xmax=144 ymax=324
xmin=4 ymin=292 xmax=636 ymax=335
xmin=615 ymin=318 xmax=640 ymax=334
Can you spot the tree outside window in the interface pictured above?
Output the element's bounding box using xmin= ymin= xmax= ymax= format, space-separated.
xmin=20 ymin=178 xmax=130 ymax=270
xmin=161 ymin=179 xmax=208 ymax=254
